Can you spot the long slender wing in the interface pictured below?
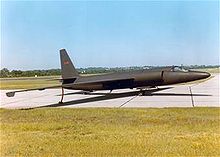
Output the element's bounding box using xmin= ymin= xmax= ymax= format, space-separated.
xmin=6 ymin=84 xmax=73 ymax=97
xmin=74 ymin=78 xmax=135 ymax=90
xmin=73 ymin=78 xmax=135 ymax=85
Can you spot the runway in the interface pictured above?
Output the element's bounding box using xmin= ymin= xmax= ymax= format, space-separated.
xmin=1 ymin=74 xmax=219 ymax=109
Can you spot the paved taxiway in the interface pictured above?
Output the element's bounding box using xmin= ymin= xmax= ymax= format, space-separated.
xmin=1 ymin=74 xmax=219 ymax=109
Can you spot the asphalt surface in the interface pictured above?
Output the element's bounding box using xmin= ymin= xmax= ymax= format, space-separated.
xmin=1 ymin=74 xmax=219 ymax=109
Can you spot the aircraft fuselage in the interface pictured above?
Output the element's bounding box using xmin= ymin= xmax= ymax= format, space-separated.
xmin=64 ymin=67 xmax=210 ymax=91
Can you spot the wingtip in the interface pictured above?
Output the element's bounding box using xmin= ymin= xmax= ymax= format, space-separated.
xmin=6 ymin=92 xmax=15 ymax=97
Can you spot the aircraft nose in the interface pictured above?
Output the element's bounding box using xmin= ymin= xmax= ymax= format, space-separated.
xmin=200 ymin=72 xmax=210 ymax=79
xmin=194 ymin=72 xmax=211 ymax=80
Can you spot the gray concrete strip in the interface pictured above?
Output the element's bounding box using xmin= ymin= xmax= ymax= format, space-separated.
xmin=0 ymin=74 xmax=219 ymax=109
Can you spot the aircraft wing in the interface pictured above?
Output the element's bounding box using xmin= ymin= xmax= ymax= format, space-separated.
xmin=5 ymin=84 xmax=73 ymax=97
xmin=73 ymin=78 xmax=135 ymax=90
xmin=73 ymin=78 xmax=135 ymax=85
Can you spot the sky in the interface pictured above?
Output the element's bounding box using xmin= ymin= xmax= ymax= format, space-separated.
xmin=1 ymin=1 xmax=219 ymax=70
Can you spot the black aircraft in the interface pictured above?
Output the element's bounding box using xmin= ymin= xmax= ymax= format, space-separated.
xmin=6 ymin=49 xmax=210 ymax=103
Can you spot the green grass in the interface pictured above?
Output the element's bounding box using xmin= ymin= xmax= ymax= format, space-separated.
xmin=1 ymin=108 xmax=220 ymax=156
xmin=0 ymin=76 xmax=60 ymax=90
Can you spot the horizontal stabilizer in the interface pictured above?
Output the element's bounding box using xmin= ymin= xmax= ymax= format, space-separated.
xmin=74 ymin=78 xmax=134 ymax=85
xmin=5 ymin=84 xmax=74 ymax=97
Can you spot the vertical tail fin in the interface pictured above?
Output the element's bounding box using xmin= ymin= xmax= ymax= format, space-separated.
xmin=60 ymin=49 xmax=79 ymax=79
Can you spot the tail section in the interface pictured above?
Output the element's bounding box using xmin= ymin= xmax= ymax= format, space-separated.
xmin=60 ymin=49 xmax=79 ymax=79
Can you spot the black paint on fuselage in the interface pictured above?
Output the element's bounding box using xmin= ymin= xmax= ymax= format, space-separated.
xmin=63 ymin=67 xmax=210 ymax=91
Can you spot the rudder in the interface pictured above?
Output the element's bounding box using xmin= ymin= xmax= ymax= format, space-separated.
xmin=60 ymin=49 xmax=79 ymax=79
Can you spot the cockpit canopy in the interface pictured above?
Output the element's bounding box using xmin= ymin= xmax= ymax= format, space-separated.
xmin=171 ymin=66 xmax=188 ymax=72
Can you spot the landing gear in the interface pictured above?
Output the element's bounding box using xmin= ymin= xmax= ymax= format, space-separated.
xmin=139 ymin=86 xmax=159 ymax=96
xmin=140 ymin=90 xmax=148 ymax=96
xmin=59 ymin=87 xmax=64 ymax=104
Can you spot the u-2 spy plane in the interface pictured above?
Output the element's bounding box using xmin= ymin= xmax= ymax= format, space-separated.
xmin=6 ymin=49 xmax=210 ymax=103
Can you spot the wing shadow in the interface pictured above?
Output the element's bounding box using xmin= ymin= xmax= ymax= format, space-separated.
xmin=35 ymin=87 xmax=211 ymax=108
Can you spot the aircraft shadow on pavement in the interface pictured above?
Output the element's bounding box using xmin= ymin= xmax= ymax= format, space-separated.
xmin=37 ymin=87 xmax=211 ymax=108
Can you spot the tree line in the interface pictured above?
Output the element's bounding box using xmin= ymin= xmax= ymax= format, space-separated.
xmin=0 ymin=68 xmax=61 ymax=78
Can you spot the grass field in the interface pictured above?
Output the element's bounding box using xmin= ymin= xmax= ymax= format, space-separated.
xmin=0 ymin=74 xmax=104 ymax=90
xmin=1 ymin=108 xmax=220 ymax=156
xmin=0 ymin=76 xmax=60 ymax=90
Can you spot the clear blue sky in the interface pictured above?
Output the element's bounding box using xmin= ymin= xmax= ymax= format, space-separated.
xmin=1 ymin=1 xmax=219 ymax=70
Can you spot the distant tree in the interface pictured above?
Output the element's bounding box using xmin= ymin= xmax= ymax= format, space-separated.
xmin=0 ymin=68 xmax=10 ymax=77
xmin=11 ymin=70 xmax=23 ymax=77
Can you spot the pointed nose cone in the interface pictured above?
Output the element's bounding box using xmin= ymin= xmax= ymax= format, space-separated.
xmin=199 ymin=72 xmax=211 ymax=79
xmin=194 ymin=72 xmax=211 ymax=80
